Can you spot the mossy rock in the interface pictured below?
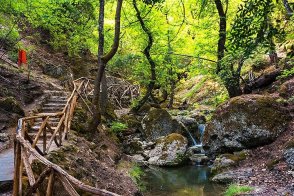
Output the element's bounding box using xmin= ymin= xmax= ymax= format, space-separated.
xmin=141 ymin=108 xmax=184 ymax=141
xmin=148 ymin=133 xmax=188 ymax=166
xmin=203 ymin=94 xmax=290 ymax=154
xmin=279 ymin=79 xmax=294 ymax=99
xmin=0 ymin=97 xmax=24 ymax=116
xmin=121 ymin=114 xmax=141 ymax=129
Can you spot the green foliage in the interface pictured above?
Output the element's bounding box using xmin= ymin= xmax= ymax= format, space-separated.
xmin=129 ymin=164 xmax=146 ymax=191
xmin=278 ymin=67 xmax=294 ymax=79
xmin=0 ymin=14 xmax=20 ymax=50
xmin=110 ymin=121 xmax=128 ymax=133
xmin=224 ymin=184 xmax=253 ymax=196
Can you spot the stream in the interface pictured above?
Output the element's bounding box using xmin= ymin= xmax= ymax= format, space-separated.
xmin=142 ymin=165 xmax=225 ymax=196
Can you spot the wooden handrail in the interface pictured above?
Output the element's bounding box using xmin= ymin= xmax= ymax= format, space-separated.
xmin=13 ymin=78 xmax=120 ymax=196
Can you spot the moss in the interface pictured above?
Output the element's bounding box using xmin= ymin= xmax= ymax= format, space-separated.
xmin=285 ymin=138 xmax=294 ymax=149
xmin=158 ymin=133 xmax=186 ymax=144
xmin=266 ymin=159 xmax=280 ymax=170
xmin=0 ymin=97 xmax=24 ymax=116
xmin=121 ymin=114 xmax=141 ymax=129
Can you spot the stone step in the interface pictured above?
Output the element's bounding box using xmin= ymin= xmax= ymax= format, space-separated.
xmin=34 ymin=117 xmax=60 ymax=122
xmin=28 ymin=132 xmax=60 ymax=139
xmin=34 ymin=121 xmax=59 ymax=127
xmin=49 ymin=95 xmax=68 ymax=100
xmin=43 ymin=103 xmax=66 ymax=108
xmin=30 ymin=125 xmax=57 ymax=131
xmin=42 ymin=107 xmax=64 ymax=112
xmin=47 ymin=99 xmax=68 ymax=104
xmin=45 ymin=90 xmax=68 ymax=96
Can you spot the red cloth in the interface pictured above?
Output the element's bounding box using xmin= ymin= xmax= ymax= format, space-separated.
xmin=18 ymin=50 xmax=27 ymax=66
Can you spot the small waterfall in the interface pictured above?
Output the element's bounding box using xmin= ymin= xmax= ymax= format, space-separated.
xmin=198 ymin=124 xmax=206 ymax=146
xmin=188 ymin=124 xmax=207 ymax=166
xmin=186 ymin=130 xmax=197 ymax=146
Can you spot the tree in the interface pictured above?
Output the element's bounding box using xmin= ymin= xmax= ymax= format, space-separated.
xmin=88 ymin=0 xmax=123 ymax=132
xmin=130 ymin=0 xmax=157 ymax=113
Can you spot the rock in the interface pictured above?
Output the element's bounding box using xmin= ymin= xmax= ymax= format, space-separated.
xmin=141 ymin=108 xmax=184 ymax=141
xmin=122 ymin=136 xmax=144 ymax=155
xmin=0 ymin=133 xmax=9 ymax=142
xmin=212 ymin=168 xmax=253 ymax=183
xmin=147 ymin=133 xmax=188 ymax=166
xmin=0 ymin=97 xmax=24 ymax=116
xmin=284 ymin=148 xmax=294 ymax=169
xmin=43 ymin=64 xmax=65 ymax=78
xmin=211 ymin=154 xmax=238 ymax=175
xmin=120 ymin=114 xmax=141 ymax=134
xmin=189 ymin=154 xmax=209 ymax=165
xmin=203 ymin=94 xmax=290 ymax=154
xmin=129 ymin=154 xmax=145 ymax=163
xmin=279 ymin=79 xmax=294 ymax=99
xmin=174 ymin=116 xmax=199 ymax=144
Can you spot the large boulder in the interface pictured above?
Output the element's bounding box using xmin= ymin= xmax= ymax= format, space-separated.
xmin=147 ymin=133 xmax=188 ymax=166
xmin=141 ymin=108 xmax=184 ymax=141
xmin=203 ymin=94 xmax=290 ymax=154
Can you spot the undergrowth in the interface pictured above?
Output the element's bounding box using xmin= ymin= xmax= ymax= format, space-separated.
xmin=224 ymin=184 xmax=253 ymax=196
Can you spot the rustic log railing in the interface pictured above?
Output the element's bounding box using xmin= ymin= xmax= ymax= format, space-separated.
xmin=13 ymin=77 xmax=119 ymax=196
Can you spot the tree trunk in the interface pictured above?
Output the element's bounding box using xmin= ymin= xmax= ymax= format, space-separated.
xmin=100 ymin=72 xmax=107 ymax=115
xmin=244 ymin=69 xmax=281 ymax=94
xmin=167 ymin=81 xmax=176 ymax=108
xmin=283 ymin=0 xmax=293 ymax=16
xmin=89 ymin=0 xmax=123 ymax=132
xmin=131 ymin=0 xmax=156 ymax=113
xmin=225 ymin=74 xmax=242 ymax=98
xmin=214 ymin=0 xmax=227 ymax=74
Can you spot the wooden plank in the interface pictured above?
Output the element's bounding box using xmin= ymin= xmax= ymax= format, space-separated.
xmin=24 ymin=131 xmax=44 ymax=156
xmin=57 ymin=173 xmax=79 ymax=196
xmin=32 ymin=116 xmax=49 ymax=148
xmin=21 ymin=147 xmax=36 ymax=186
xmin=45 ymin=114 xmax=65 ymax=153
xmin=46 ymin=170 xmax=55 ymax=196
xmin=25 ymin=167 xmax=52 ymax=196
xmin=22 ymin=112 xmax=63 ymax=120
xmin=17 ymin=135 xmax=120 ymax=196
xmin=46 ymin=123 xmax=60 ymax=147
xmin=43 ymin=122 xmax=47 ymax=155
xmin=12 ymin=141 xmax=21 ymax=196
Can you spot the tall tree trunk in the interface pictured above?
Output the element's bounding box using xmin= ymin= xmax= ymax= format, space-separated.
xmin=131 ymin=0 xmax=156 ymax=113
xmin=214 ymin=0 xmax=227 ymax=74
xmin=225 ymin=74 xmax=242 ymax=97
xmin=89 ymin=0 xmax=123 ymax=132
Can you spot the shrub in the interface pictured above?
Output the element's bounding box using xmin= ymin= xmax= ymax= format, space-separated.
xmin=110 ymin=122 xmax=127 ymax=133
xmin=224 ymin=184 xmax=253 ymax=196
xmin=278 ymin=67 xmax=294 ymax=80
xmin=129 ymin=164 xmax=145 ymax=191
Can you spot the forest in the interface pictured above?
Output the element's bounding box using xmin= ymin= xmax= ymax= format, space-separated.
xmin=0 ymin=0 xmax=293 ymax=195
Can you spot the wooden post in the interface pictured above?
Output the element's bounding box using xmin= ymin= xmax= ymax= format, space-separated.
xmin=46 ymin=170 xmax=55 ymax=196
xmin=13 ymin=140 xmax=21 ymax=196
xmin=43 ymin=122 xmax=47 ymax=155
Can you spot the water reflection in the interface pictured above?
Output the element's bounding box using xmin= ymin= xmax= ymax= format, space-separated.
xmin=142 ymin=166 xmax=224 ymax=196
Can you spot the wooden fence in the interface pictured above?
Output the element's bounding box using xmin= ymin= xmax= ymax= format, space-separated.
xmin=13 ymin=77 xmax=119 ymax=196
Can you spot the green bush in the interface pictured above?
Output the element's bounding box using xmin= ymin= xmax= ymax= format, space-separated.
xmin=278 ymin=67 xmax=294 ymax=80
xmin=224 ymin=184 xmax=253 ymax=196
xmin=129 ymin=165 xmax=145 ymax=191
xmin=110 ymin=122 xmax=127 ymax=133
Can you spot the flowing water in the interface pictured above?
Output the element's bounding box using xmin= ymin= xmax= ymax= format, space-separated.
xmin=142 ymin=165 xmax=225 ymax=196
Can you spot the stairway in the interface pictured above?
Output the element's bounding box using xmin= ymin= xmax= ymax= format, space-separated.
xmin=29 ymin=90 xmax=69 ymax=152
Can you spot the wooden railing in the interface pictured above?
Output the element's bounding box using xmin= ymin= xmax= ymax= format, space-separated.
xmin=13 ymin=77 xmax=119 ymax=196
